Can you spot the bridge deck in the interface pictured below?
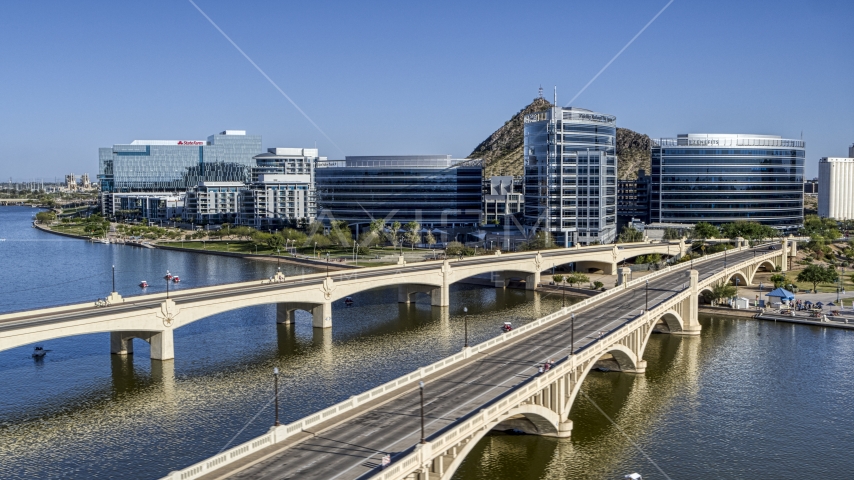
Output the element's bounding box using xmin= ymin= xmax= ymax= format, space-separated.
xmin=195 ymin=249 xmax=758 ymax=480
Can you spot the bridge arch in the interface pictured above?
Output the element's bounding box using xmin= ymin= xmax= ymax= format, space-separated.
xmin=640 ymin=309 xmax=685 ymax=356
xmin=726 ymin=271 xmax=750 ymax=287
xmin=562 ymin=345 xmax=642 ymax=417
xmin=749 ymin=260 xmax=777 ymax=284
xmin=438 ymin=404 xmax=559 ymax=480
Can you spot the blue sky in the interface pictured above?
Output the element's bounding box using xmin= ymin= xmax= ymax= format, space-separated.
xmin=0 ymin=0 xmax=851 ymax=180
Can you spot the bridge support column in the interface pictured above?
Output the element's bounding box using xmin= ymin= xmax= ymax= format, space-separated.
xmin=110 ymin=331 xmax=133 ymax=355
xmin=674 ymin=269 xmax=702 ymax=336
xmin=526 ymin=271 xmax=540 ymax=290
xmin=556 ymin=420 xmax=573 ymax=438
xmin=110 ymin=330 xmax=174 ymax=360
xmin=312 ymin=302 xmax=332 ymax=329
xmin=431 ymin=261 xmax=452 ymax=307
xmin=276 ymin=304 xmax=295 ymax=324
xmin=149 ymin=330 xmax=174 ymax=360
xmin=616 ymin=267 xmax=631 ymax=288
xmin=781 ymin=238 xmax=789 ymax=272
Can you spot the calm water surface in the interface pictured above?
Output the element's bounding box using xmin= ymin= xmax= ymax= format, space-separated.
xmin=0 ymin=206 xmax=568 ymax=479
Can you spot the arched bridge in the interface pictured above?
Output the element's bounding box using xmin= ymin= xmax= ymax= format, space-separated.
xmin=162 ymin=241 xmax=790 ymax=480
xmin=0 ymin=241 xmax=694 ymax=360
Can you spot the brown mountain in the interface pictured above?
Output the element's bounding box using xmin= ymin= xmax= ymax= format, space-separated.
xmin=467 ymin=97 xmax=551 ymax=178
xmin=468 ymin=98 xmax=651 ymax=180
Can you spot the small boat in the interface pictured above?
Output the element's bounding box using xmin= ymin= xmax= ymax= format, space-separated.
xmin=344 ymin=297 xmax=354 ymax=306
xmin=32 ymin=346 xmax=50 ymax=358
xmin=502 ymin=321 xmax=513 ymax=333
xmin=172 ymin=276 xmax=180 ymax=283
xmin=624 ymin=474 xmax=642 ymax=480
xmin=139 ymin=280 xmax=149 ymax=288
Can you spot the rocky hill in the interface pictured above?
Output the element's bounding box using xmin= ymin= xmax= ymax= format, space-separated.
xmin=468 ymin=98 xmax=651 ymax=180
xmin=467 ymin=97 xmax=551 ymax=178
xmin=616 ymin=127 xmax=651 ymax=180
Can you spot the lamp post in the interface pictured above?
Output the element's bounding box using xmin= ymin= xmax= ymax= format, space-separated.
xmin=570 ymin=313 xmax=575 ymax=355
xmin=562 ymin=277 xmax=566 ymax=308
xmin=165 ymin=271 xmax=170 ymax=299
xmin=463 ymin=307 xmax=468 ymax=348
xmin=273 ymin=367 xmax=280 ymax=426
xmin=735 ymin=277 xmax=740 ymax=296
xmin=314 ymin=241 xmax=317 ymax=257
xmin=326 ymin=252 xmax=330 ymax=277
xmin=419 ymin=381 xmax=426 ymax=444
xmin=111 ymin=265 xmax=116 ymax=294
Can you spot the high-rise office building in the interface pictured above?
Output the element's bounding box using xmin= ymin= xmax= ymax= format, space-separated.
xmin=98 ymin=130 xmax=262 ymax=217
xmin=315 ymin=155 xmax=482 ymax=229
xmin=523 ymin=106 xmax=618 ymax=246
xmin=650 ymin=133 xmax=805 ymax=231
xmin=818 ymin=149 xmax=854 ymax=220
xmin=239 ymin=148 xmax=321 ymax=228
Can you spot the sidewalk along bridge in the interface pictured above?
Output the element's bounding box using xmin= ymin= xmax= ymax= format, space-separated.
xmin=0 ymin=240 xmax=705 ymax=360
xmin=160 ymin=241 xmax=790 ymax=480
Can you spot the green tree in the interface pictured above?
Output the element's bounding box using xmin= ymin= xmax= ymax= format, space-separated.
xmin=566 ymin=273 xmax=589 ymax=287
xmin=801 ymin=215 xmax=841 ymax=241
xmin=769 ymin=273 xmax=791 ymax=289
xmin=702 ymin=281 xmax=737 ymax=305
xmin=425 ymin=232 xmax=437 ymax=248
xmin=35 ymin=211 xmax=56 ymax=223
xmin=593 ymin=280 xmax=604 ymax=290
xmin=523 ymin=231 xmax=554 ymax=250
xmin=266 ymin=233 xmax=284 ymax=250
xmin=404 ymin=221 xmax=421 ymax=250
xmin=796 ymin=264 xmax=838 ymax=292
xmin=662 ymin=227 xmax=681 ymax=241
xmin=390 ymin=221 xmax=402 ymax=249
xmin=617 ymin=225 xmax=643 ymax=243
xmin=690 ymin=222 xmax=720 ymax=246
xmin=552 ymin=274 xmax=564 ymax=285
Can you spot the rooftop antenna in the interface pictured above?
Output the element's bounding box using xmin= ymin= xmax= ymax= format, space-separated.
xmin=538 ymin=85 xmax=543 ymax=99
xmin=554 ymin=86 xmax=557 ymax=107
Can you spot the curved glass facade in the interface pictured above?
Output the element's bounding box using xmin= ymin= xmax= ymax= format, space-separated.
xmin=524 ymin=107 xmax=617 ymax=245
xmin=650 ymin=134 xmax=805 ymax=231
xmin=315 ymin=156 xmax=482 ymax=227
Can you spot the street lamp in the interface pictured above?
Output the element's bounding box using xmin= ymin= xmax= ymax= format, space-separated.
xmin=273 ymin=367 xmax=280 ymax=426
xmin=570 ymin=313 xmax=575 ymax=355
xmin=463 ymin=306 xmax=468 ymax=348
xmin=314 ymin=241 xmax=318 ymax=257
xmin=419 ymin=381 xmax=426 ymax=444
xmin=165 ymin=270 xmax=170 ymax=299
xmin=562 ymin=276 xmax=566 ymax=308
xmin=735 ymin=277 xmax=740 ymax=296
xmin=111 ymin=264 xmax=116 ymax=294
xmin=326 ymin=252 xmax=330 ymax=277
xmin=724 ymin=248 xmax=727 ymax=268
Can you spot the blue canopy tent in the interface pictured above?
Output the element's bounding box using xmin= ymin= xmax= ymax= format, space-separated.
xmin=766 ymin=288 xmax=795 ymax=305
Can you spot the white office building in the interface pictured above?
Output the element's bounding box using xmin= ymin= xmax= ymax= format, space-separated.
xmin=818 ymin=146 xmax=854 ymax=220
xmin=239 ymin=148 xmax=320 ymax=228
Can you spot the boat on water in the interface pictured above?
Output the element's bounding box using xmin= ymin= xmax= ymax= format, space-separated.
xmin=139 ymin=280 xmax=149 ymax=288
xmin=172 ymin=276 xmax=180 ymax=283
xmin=344 ymin=297 xmax=354 ymax=306
xmin=32 ymin=346 xmax=50 ymax=358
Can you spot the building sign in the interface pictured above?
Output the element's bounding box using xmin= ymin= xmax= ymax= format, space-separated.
xmin=686 ymin=139 xmax=720 ymax=146
xmin=577 ymin=113 xmax=616 ymax=123
xmin=524 ymin=112 xmax=549 ymax=124
xmin=177 ymin=140 xmax=205 ymax=146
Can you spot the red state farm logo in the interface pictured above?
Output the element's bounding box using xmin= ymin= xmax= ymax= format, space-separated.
xmin=177 ymin=141 xmax=204 ymax=146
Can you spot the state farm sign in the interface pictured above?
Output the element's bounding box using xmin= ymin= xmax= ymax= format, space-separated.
xmin=177 ymin=140 xmax=205 ymax=146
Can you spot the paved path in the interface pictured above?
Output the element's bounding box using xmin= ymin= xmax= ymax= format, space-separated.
xmin=200 ymin=249 xmax=760 ymax=480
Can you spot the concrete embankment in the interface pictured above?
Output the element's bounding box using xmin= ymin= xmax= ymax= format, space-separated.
xmin=701 ymin=304 xmax=854 ymax=330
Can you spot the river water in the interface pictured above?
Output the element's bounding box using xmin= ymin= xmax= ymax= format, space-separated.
xmin=2 ymin=206 xmax=853 ymax=479
xmin=0 ymin=206 xmax=568 ymax=479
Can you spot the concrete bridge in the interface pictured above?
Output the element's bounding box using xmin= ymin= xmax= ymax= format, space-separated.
xmin=161 ymin=240 xmax=791 ymax=480
xmin=0 ymin=241 xmax=693 ymax=360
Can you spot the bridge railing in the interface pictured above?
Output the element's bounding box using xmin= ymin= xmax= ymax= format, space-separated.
xmin=162 ymin=246 xmax=780 ymax=480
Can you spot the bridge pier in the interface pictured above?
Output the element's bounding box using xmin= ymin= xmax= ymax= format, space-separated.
xmin=276 ymin=302 xmax=332 ymax=328
xmin=526 ymin=271 xmax=540 ymax=290
xmin=616 ymin=267 xmax=631 ymax=288
xmin=110 ymin=330 xmax=174 ymax=360
xmin=673 ymin=269 xmax=701 ymax=336
xmin=781 ymin=238 xmax=789 ymax=272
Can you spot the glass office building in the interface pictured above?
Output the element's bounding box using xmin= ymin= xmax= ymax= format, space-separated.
xmin=315 ymin=155 xmax=482 ymax=228
xmin=524 ymin=107 xmax=618 ymax=246
xmin=650 ymin=134 xmax=805 ymax=231
xmin=98 ymin=130 xmax=261 ymax=193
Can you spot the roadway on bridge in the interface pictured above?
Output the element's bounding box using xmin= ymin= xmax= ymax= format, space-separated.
xmin=0 ymin=244 xmax=664 ymax=334
xmin=204 ymin=247 xmax=762 ymax=480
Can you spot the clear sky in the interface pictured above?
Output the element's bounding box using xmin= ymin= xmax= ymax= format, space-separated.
xmin=0 ymin=0 xmax=851 ymax=181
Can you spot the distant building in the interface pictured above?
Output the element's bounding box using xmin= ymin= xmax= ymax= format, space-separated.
xmin=98 ymin=130 xmax=261 ymax=217
xmin=650 ymin=134 xmax=805 ymax=232
xmin=185 ymin=182 xmax=244 ymax=224
xmin=239 ymin=148 xmax=321 ymax=229
xmin=523 ymin=106 xmax=618 ymax=246
xmin=65 ymin=174 xmax=77 ymax=191
xmin=104 ymin=192 xmax=185 ymax=221
xmin=483 ymin=176 xmax=523 ymax=225
xmin=819 ymin=154 xmax=854 ymax=220
xmin=617 ymin=169 xmax=651 ymax=225
xmin=316 ymin=155 xmax=482 ymax=230
xmin=803 ymin=179 xmax=819 ymax=195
